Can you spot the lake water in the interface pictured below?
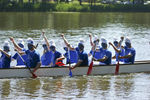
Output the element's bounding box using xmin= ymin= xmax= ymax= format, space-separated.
xmin=0 ymin=12 xmax=150 ymax=100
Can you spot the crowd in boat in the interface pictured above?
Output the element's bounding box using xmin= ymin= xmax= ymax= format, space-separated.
xmin=0 ymin=32 xmax=136 ymax=71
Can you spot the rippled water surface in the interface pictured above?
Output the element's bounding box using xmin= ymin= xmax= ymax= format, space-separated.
xmin=0 ymin=12 xmax=150 ymax=99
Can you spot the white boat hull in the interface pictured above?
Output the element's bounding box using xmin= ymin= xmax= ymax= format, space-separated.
xmin=0 ymin=61 xmax=150 ymax=78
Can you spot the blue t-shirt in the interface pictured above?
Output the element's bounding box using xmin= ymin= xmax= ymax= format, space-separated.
xmin=78 ymin=51 xmax=88 ymax=66
xmin=25 ymin=50 xmax=40 ymax=68
xmin=102 ymin=49 xmax=112 ymax=65
xmin=41 ymin=51 xmax=52 ymax=66
xmin=90 ymin=49 xmax=104 ymax=60
xmin=115 ymin=48 xmax=125 ymax=62
xmin=64 ymin=50 xmax=78 ymax=64
xmin=1 ymin=52 xmax=11 ymax=68
xmin=51 ymin=51 xmax=61 ymax=67
xmin=124 ymin=46 xmax=136 ymax=64
xmin=12 ymin=53 xmax=28 ymax=66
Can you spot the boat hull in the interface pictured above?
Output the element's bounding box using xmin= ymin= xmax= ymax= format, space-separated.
xmin=0 ymin=61 xmax=150 ymax=78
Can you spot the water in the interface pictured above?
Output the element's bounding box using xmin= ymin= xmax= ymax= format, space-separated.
xmin=0 ymin=12 xmax=150 ymax=99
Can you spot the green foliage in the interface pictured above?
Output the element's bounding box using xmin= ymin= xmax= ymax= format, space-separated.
xmin=1 ymin=1 xmax=150 ymax=12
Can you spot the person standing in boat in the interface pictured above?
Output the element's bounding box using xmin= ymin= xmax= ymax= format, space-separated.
xmin=10 ymin=37 xmax=41 ymax=71
xmin=56 ymin=43 xmax=78 ymax=65
xmin=109 ymin=37 xmax=125 ymax=63
xmin=93 ymin=38 xmax=112 ymax=65
xmin=12 ymin=39 xmax=28 ymax=66
xmin=0 ymin=41 xmax=11 ymax=68
xmin=42 ymin=32 xmax=62 ymax=67
xmin=119 ymin=37 xmax=136 ymax=64
xmin=61 ymin=34 xmax=88 ymax=68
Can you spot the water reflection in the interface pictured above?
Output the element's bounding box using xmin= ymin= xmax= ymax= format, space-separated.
xmin=1 ymin=80 xmax=10 ymax=98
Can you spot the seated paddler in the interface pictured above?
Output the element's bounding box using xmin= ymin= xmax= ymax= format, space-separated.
xmin=0 ymin=41 xmax=11 ymax=68
xmin=93 ymin=38 xmax=112 ymax=65
xmin=10 ymin=37 xmax=41 ymax=72
xmin=12 ymin=39 xmax=28 ymax=66
xmin=61 ymin=34 xmax=88 ymax=68
xmin=119 ymin=37 xmax=136 ymax=64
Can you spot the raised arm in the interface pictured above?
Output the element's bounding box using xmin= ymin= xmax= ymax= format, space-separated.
xmin=89 ymin=34 xmax=94 ymax=46
xmin=109 ymin=42 xmax=121 ymax=53
xmin=42 ymin=32 xmax=50 ymax=51
xmin=0 ymin=48 xmax=11 ymax=58
xmin=10 ymin=37 xmax=22 ymax=51
xmin=61 ymin=34 xmax=74 ymax=50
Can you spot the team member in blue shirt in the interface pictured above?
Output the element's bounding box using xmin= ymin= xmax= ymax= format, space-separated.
xmin=109 ymin=38 xmax=124 ymax=63
xmin=93 ymin=38 xmax=112 ymax=65
xmin=61 ymin=34 xmax=88 ymax=68
xmin=10 ymin=37 xmax=41 ymax=72
xmin=0 ymin=41 xmax=11 ymax=68
xmin=42 ymin=32 xmax=62 ymax=67
xmin=41 ymin=41 xmax=52 ymax=66
xmin=56 ymin=44 xmax=78 ymax=64
xmin=119 ymin=38 xmax=136 ymax=64
xmin=88 ymin=34 xmax=103 ymax=60
xmin=12 ymin=39 xmax=27 ymax=66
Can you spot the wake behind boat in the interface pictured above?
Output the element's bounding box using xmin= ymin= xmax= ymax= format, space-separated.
xmin=0 ymin=60 xmax=150 ymax=78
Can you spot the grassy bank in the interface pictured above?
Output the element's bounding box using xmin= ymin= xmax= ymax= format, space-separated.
xmin=1 ymin=2 xmax=150 ymax=12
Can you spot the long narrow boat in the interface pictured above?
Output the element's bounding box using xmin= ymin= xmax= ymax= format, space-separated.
xmin=0 ymin=60 xmax=150 ymax=78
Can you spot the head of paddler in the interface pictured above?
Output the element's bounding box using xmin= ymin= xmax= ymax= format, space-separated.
xmin=3 ymin=41 xmax=10 ymax=52
xmin=49 ymin=40 xmax=56 ymax=52
xmin=113 ymin=40 xmax=119 ymax=47
xmin=18 ymin=39 xmax=24 ymax=48
xmin=101 ymin=38 xmax=107 ymax=49
xmin=125 ymin=37 xmax=131 ymax=48
xmin=78 ymin=43 xmax=84 ymax=51
xmin=27 ymin=38 xmax=34 ymax=51
xmin=63 ymin=47 xmax=68 ymax=52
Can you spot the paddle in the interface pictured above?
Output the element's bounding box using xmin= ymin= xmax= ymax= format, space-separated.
xmin=16 ymin=51 xmax=37 ymax=78
xmin=35 ymin=31 xmax=43 ymax=49
xmin=56 ymin=61 xmax=65 ymax=66
xmin=115 ymin=60 xmax=119 ymax=75
xmin=68 ymin=48 xmax=72 ymax=77
xmin=87 ymin=44 xmax=97 ymax=75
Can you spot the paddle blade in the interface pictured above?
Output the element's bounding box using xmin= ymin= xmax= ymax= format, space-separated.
xmin=56 ymin=62 xmax=65 ymax=66
xmin=87 ymin=61 xmax=93 ymax=75
xmin=115 ymin=61 xmax=119 ymax=75
xmin=32 ymin=73 xmax=37 ymax=78
xmin=69 ymin=68 xmax=72 ymax=77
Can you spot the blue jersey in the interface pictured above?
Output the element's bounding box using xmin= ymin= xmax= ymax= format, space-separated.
xmin=51 ymin=51 xmax=61 ymax=67
xmin=41 ymin=51 xmax=52 ymax=66
xmin=12 ymin=53 xmax=28 ymax=66
xmin=64 ymin=50 xmax=78 ymax=64
xmin=102 ymin=49 xmax=112 ymax=65
xmin=25 ymin=50 xmax=40 ymax=68
xmin=124 ymin=46 xmax=136 ymax=64
xmin=1 ymin=52 xmax=11 ymax=68
xmin=75 ymin=47 xmax=88 ymax=66
xmin=90 ymin=49 xmax=104 ymax=60
xmin=115 ymin=47 xmax=125 ymax=62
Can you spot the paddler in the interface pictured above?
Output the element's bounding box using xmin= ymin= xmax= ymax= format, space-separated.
xmin=12 ymin=39 xmax=27 ymax=66
xmin=61 ymin=34 xmax=88 ymax=68
xmin=109 ymin=37 xmax=125 ymax=63
xmin=93 ymin=38 xmax=112 ymax=65
xmin=0 ymin=41 xmax=11 ymax=68
xmin=41 ymin=32 xmax=53 ymax=66
xmin=42 ymin=32 xmax=62 ymax=67
xmin=10 ymin=37 xmax=41 ymax=71
xmin=119 ymin=37 xmax=136 ymax=64
xmin=56 ymin=42 xmax=78 ymax=65
xmin=88 ymin=34 xmax=103 ymax=60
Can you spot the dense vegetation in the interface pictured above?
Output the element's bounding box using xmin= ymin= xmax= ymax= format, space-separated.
xmin=0 ymin=0 xmax=150 ymax=12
